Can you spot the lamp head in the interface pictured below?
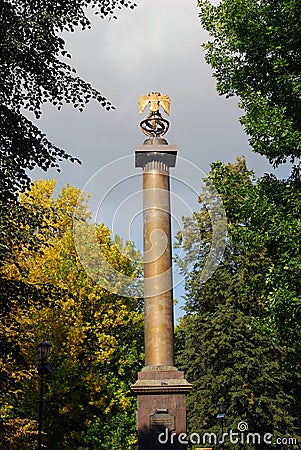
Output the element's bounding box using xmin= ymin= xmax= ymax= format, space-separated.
xmin=37 ymin=341 xmax=51 ymax=363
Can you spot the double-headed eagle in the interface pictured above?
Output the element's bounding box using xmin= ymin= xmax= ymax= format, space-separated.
xmin=138 ymin=92 xmax=170 ymax=116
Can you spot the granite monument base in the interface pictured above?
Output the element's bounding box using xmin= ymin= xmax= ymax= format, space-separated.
xmin=131 ymin=366 xmax=192 ymax=450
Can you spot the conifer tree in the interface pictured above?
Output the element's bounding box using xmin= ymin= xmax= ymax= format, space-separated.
xmin=175 ymin=159 xmax=301 ymax=448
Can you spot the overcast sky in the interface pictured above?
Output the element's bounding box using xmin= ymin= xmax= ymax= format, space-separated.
xmin=30 ymin=0 xmax=291 ymax=318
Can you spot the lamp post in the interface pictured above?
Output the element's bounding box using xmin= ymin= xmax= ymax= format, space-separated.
xmin=216 ymin=403 xmax=226 ymax=450
xmin=36 ymin=341 xmax=52 ymax=450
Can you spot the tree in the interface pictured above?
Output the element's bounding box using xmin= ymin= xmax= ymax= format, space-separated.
xmin=176 ymin=311 xmax=297 ymax=449
xmin=0 ymin=195 xmax=56 ymax=447
xmin=175 ymin=159 xmax=301 ymax=448
xmin=0 ymin=180 xmax=143 ymax=449
xmin=0 ymin=0 xmax=136 ymax=199
xmin=198 ymin=0 xmax=301 ymax=171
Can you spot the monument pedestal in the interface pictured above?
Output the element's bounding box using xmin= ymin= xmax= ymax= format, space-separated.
xmin=131 ymin=366 xmax=191 ymax=449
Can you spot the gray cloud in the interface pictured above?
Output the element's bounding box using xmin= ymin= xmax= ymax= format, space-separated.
xmin=29 ymin=0 xmax=291 ymax=318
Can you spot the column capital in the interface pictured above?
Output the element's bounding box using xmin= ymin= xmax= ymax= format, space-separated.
xmin=135 ymin=144 xmax=178 ymax=168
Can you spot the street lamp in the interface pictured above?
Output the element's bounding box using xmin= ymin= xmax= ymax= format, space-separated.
xmin=216 ymin=402 xmax=226 ymax=450
xmin=36 ymin=341 xmax=52 ymax=450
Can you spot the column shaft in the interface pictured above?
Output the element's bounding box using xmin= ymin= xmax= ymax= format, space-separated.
xmin=143 ymin=162 xmax=174 ymax=366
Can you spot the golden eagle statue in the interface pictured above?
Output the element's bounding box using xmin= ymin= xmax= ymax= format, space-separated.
xmin=138 ymin=92 xmax=170 ymax=116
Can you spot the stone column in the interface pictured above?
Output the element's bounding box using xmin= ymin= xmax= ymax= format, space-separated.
xmin=141 ymin=145 xmax=176 ymax=367
xmin=132 ymin=139 xmax=191 ymax=450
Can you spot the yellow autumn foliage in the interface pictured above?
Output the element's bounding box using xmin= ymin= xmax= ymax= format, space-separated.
xmin=1 ymin=180 xmax=143 ymax=449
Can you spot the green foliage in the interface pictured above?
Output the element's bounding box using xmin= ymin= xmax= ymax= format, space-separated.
xmin=0 ymin=0 xmax=136 ymax=199
xmin=176 ymin=312 xmax=298 ymax=449
xmin=198 ymin=0 xmax=301 ymax=170
xmin=175 ymin=159 xmax=301 ymax=448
